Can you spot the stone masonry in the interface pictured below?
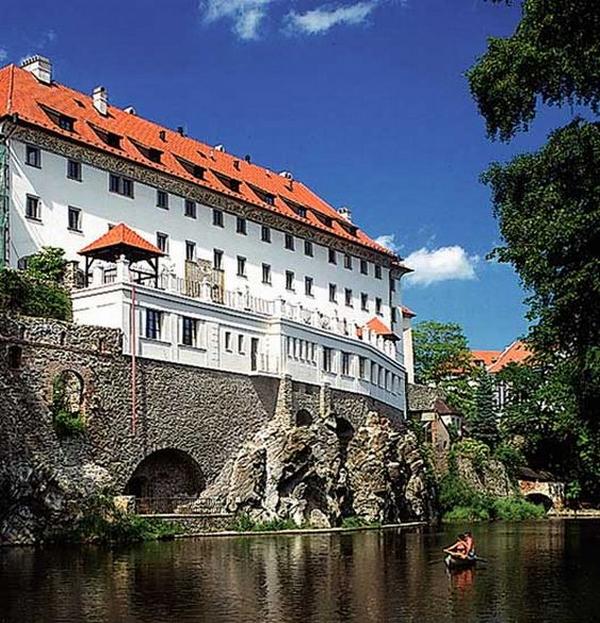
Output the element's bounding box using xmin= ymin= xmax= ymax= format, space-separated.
xmin=0 ymin=315 xmax=433 ymax=544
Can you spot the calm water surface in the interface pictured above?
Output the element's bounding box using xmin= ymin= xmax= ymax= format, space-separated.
xmin=1 ymin=520 xmax=599 ymax=623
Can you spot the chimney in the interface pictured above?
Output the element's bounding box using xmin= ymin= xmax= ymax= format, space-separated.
xmin=92 ymin=86 xmax=108 ymax=116
xmin=214 ymin=144 xmax=225 ymax=152
xmin=177 ymin=126 xmax=186 ymax=136
xmin=338 ymin=206 xmax=352 ymax=222
xmin=20 ymin=55 xmax=52 ymax=84
xmin=279 ymin=170 xmax=293 ymax=180
xmin=124 ymin=106 xmax=137 ymax=115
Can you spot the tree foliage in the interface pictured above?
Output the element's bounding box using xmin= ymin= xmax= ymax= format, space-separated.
xmin=412 ymin=320 xmax=473 ymax=384
xmin=468 ymin=0 xmax=600 ymax=141
xmin=470 ymin=372 xmax=500 ymax=448
xmin=470 ymin=0 xmax=600 ymax=501
xmin=0 ymin=247 xmax=71 ymax=320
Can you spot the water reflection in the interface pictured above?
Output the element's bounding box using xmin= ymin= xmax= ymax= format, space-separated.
xmin=1 ymin=520 xmax=599 ymax=623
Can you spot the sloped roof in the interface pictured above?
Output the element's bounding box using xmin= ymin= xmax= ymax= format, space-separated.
xmin=471 ymin=350 xmax=501 ymax=368
xmin=401 ymin=305 xmax=416 ymax=318
xmin=0 ymin=62 xmax=403 ymax=261
xmin=79 ymin=222 xmax=163 ymax=262
xmin=365 ymin=317 xmax=399 ymax=341
xmin=488 ymin=340 xmax=533 ymax=373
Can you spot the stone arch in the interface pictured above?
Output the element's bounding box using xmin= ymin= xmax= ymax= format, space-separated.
xmin=124 ymin=449 xmax=205 ymax=509
xmin=295 ymin=409 xmax=313 ymax=427
xmin=335 ymin=416 xmax=355 ymax=443
xmin=525 ymin=492 xmax=553 ymax=511
xmin=53 ymin=369 xmax=85 ymax=414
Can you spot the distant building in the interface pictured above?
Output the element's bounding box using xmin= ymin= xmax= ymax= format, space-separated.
xmin=0 ymin=56 xmax=416 ymax=414
xmin=471 ymin=340 xmax=533 ymax=411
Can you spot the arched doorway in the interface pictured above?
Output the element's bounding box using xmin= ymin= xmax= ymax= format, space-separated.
xmin=525 ymin=492 xmax=553 ymax=511
xmin=124 ymin=449 xmax=205 ymax=513
xmin=295 ymin=409 xmax=313 ymax=427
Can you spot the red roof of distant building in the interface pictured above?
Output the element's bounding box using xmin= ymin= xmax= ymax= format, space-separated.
xmin=401 ymin=305 xmax=416 ymax=318
xmin=488 ymin=340 xmax=533 ymax=373
xmin=471 ymin=350 xmax=501 ymax=368
xmin=0 ymin=63 xmax=404 ymax=262
xmin=79 ymin=222 xmax=163 ymax=261
xmin=365 ymin=317 xmax=399 ymax=341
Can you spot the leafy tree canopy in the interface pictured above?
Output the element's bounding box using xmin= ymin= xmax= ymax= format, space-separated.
xmin=412 ymin=320 xmax=473 ymax=385
xmin=468 ymin=0 xmax=600 ymax=140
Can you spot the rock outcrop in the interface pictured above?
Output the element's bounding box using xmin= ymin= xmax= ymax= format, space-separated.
xmin=455 ymin=455 xmax=514 ymax=498
xmin=187 ymin=410 xmax=434 ymax=527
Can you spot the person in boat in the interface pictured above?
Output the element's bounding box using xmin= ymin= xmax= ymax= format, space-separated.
xmin=463 ymin=531 xmax=476 ymax=559
xmin=444 ymin=533 xmax=469 ymax=560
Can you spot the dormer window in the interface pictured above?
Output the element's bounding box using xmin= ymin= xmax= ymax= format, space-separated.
xmin=193 ymin=165 xmax=205 ymax=179
xmin=175 ymin=155 xmax=206 ymax=180
xmin=252 ymin=187 xmax=276 ymax=206
xmin=340 ymin=222 xmax=358 ymax=236
xmin=107 ymin=132 xmax=121 ymax=148
xmin=58 ymin=114 xmax=75 ymax=132
xmin=314 ymin=211 xmax=333 ymax=227
xmin=216 ymin=173 xmax=241 ymax=193
xmin=148 ymin=148 xmax=162 ymax=163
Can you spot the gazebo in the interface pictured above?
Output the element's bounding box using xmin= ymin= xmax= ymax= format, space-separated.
xmin=79 ymin=223 xmax=164 ymax=287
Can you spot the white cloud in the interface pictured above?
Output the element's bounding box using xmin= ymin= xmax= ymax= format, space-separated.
xmin=404 ymin=246 xmax=479 ymax=286
xmin=285 ymin=2 xmax=378 ymax=35
xmin=199 ymin=0 xmax=276 ymax=40
xmin=374 ymin=233 xmax=402 ymax=254
xmin=0 ymin=48 xmax=7 ymax=62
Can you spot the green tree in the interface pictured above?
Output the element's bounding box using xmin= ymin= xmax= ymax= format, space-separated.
xmin=412 ymin=320 xmax=473 ymax=385
xmin=469 ymin=0 xmax=600 ymax=500
xmin=470 ymin=372 xmax=500 ymax=448
xmin=25 ymin=246 xmax=68 ymax=283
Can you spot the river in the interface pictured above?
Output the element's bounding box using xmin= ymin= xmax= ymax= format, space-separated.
xmin=1 ymin=520 xmax=598 ymax=622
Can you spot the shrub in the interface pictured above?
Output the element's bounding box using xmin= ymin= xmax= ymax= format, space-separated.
xmin=452 ymin=439 xmax=491 ymax=470
xmin=56 ymin=493 xmax=179 ymax=544
xmin=443 ymin=506 xmax=491 ymax=523
xmin=340 ymin=516 xmax=381 ymax=529
xmin=494 ymin=442 xmax=525 ymax=479
xmin=492 ymin=497 xmax=546 ymax=521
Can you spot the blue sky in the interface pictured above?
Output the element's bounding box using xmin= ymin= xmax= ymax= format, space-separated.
xmin=1 ymin=0 xmax=578 ymax=349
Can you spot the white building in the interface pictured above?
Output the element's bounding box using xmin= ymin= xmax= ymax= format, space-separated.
xmin=0 ymin=56 xmax=415 ymax=413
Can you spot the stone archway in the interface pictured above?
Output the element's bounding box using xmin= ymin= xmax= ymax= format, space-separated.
xmin=525 ymin=492 xmax=554 ymax=511
xmin=124 ymin=449 xmax=205 ymax=513
xmin=295 ymin=409 xmax=313 ymax=427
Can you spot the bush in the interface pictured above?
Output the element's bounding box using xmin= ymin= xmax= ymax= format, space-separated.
xmin=492 ymin=497 xmax=546 ymax=521
xmin=340 ymin=516 xmax=381 ymax=529
xmin=56 ymin=493 xmax=179 ymax=544
xmin=232 ymin=514 xmax=299 ymax=532
xmin=494 ymin=442 xmax=525 ymax=478
xmin=443 ymin=506 xmax=491 ymax=523
xmin=51 ymin=375 xmax=85 ymax=437
xmin=452 ymin=439 xmax=491 ymax=470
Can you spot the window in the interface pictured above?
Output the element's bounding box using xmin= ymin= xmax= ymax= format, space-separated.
xmin=323 ymin=347 xmax=333 ymax=373
xmin=361 ymin=292 xmax=369 ymax=311
xmin=391 ymin=307 xmax=397 ymax=323
xmin=328 ymin=248 xmax=337 ymax=264
xmin=360 ymin=259 xmax=368 ymax=275
xmin=25 ymin=195 xmax=41 ymax=221
xmin=58 ymin=115 xmax=75 ymax=131
xmin=184 ymin=200 xmax=197 ymax=219
xmin=237 ymin=256 xmax=247 ymax=277
xmin=25 ymin=145 xmax=41 ymax=168
xmin=213 ymin=209 xmax=224 ymax=227
xmin=106 ymin=132 xmax=121 ymax=148
xmin=344 ymin=254 xmax=353 ymax=270
xmin=156 ymin=190 xmax=169 ymax=209
xmin=375 ymin=297 xmax=382 ymax=315
xmin=145 ymin=309 xmax=161 ymax=340
xmin=238 ymin=334 xmax=245 ymax=353
xmin=286 ymin=270 xmax=295 ymax=291
xmin=304 ymin=240 xmax=313 ymax=257
xmin=285 ymin=233 xmax=295 ymax=250
xmin=67 ymin=159 xmax=82 ymax=181
xmin=329 ymin=283 xmax=337 ymax=303
xmin=192 ymin=165 xmax=205 ymax=179
xmin=359 ymin=356 xmax=366 ymax=379
xmin=148 ymin=148 xmax=162 ymax=163
xmin=371 ymin=362 xmax=377 ymax=384
xmin=262 ymin=263 xmax=272 ymax=284
xmin=225 ymin=331 xmax=232 ymax=351
xmin=109 ymin=174 xmax=134 ymax=197
xmin=344 ymin=288 xmax=353 ymax=307
xmin=305 ymin=276 xmax=313 ymax=297
xmin=261 ymin=225 xmax=271 ymax=242
xmin=156 ymin=232 xmax=169 ymax=254
xmin=217 ymin=174 xmax=241 ymax=193
xmin=185 ymin=240 xmax=196 ymax=262
xmin=375 ymin=265 xmax=382 ymax=279
xmin=341 ymin=352 xmax=351 ymax=376
xmin=67 ymin=206 xmax=82 ymax=232
xmin=182 ymin=317 xmax=197 ymax=346
xmin=213 ymin=249 xmax=223 ymax=270
xmin=390 ymin=277 xmax=396 ymax=292
xmin=236 ymin=217 xmax=247 ymax=235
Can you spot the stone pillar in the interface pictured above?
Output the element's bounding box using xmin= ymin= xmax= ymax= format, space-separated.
xmin=275 ymin=374 xmax=294 ymax=425
xmin=320 ymin=382 xmax=332 ymax=420
xmin=92 ymin=264 xmax=104 ymax=286
xmin=115 ymin=255 xmax=131 ymax=283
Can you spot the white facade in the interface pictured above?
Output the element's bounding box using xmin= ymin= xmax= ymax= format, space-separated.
xmin=4 ymin=93 xmax=413 ymax=413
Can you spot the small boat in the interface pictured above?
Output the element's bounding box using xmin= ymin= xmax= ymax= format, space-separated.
xmin=445 ymin=554 xmax=477 ymax=570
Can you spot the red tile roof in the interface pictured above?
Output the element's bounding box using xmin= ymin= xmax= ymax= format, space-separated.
xmin=79 ymin=222 xmax=163 ymax=259
xmin=1 ymin=63 xmax=401 ymax=261
xmin=471 ymin=350 xmax=501 ymax=368
xmin=365 ymin=317 xmax=399 ymax=340
xmin=401 ymin=305 xmax=416 ymax=318
xmin=487 ymin=340 xmax=533 ymax=374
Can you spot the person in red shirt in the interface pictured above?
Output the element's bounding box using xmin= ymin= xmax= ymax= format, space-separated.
xmin=444 ymin=534 xmax=469 ymax=560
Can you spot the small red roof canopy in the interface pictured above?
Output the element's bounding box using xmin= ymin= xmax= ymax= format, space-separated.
xmin=365 ymin=317 xmax=399 ymax=341
xmin=79 ymin=223 xmax=164 ymax=263
xmin=401 ymin=305 xmax=416 ymax=318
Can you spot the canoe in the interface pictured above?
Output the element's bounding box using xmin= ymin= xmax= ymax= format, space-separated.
xmin=445 ymin=554 xmax=476 ymax=570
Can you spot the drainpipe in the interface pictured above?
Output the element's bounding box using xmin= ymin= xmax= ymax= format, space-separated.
xmin=130 ymin=284 xmax=137 ymax=435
